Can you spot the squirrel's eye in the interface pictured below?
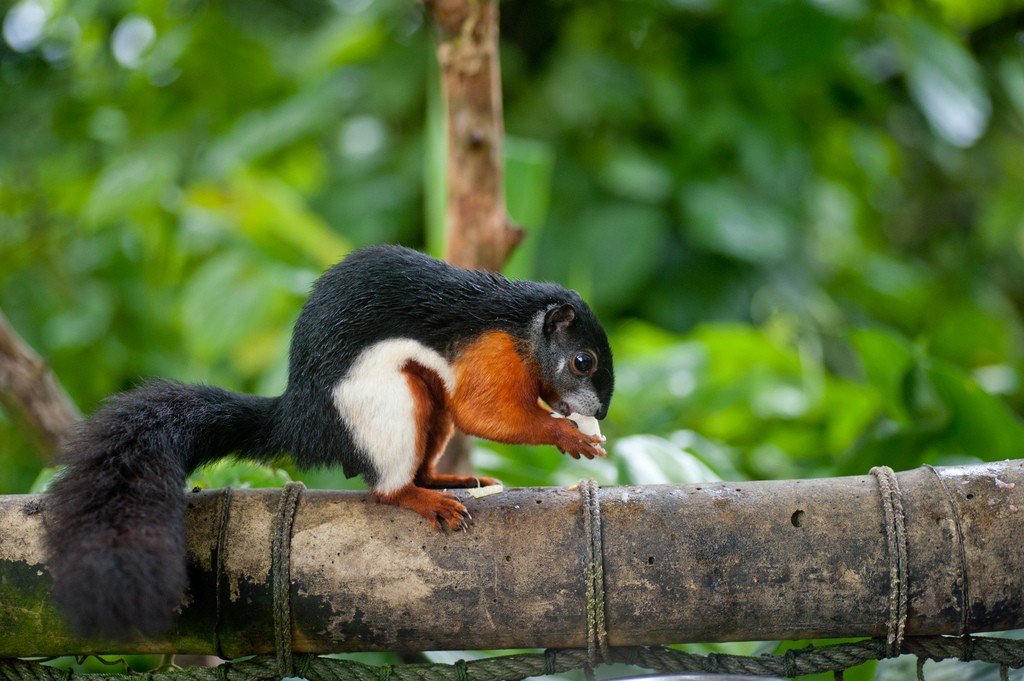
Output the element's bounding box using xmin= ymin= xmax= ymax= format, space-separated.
xmin=570 ymin=351 xmax=597 ymax=377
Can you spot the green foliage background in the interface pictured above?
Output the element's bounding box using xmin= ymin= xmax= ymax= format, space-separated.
xmin=3 ymin=0 xmax=1024 ymax=677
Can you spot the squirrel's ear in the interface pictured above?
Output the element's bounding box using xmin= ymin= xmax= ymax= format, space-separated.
xmin=543 ymin=304 xmax=577 ymax=337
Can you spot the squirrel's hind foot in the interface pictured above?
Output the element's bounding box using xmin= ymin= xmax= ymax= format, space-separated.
xmin=373 ymin=485 xmax=471 ymax=532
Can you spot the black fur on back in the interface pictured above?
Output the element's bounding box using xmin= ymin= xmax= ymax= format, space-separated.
xmin=46 ymin=380 xmax=281 ymax=640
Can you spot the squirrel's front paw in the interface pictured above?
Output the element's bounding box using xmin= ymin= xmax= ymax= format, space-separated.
xmin=559 ymin=439 xmax=607 ymax=460
xmin=553 ymin=422 xmax=607 ymax=460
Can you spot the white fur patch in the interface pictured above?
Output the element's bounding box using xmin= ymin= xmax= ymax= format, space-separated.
xmin=332 ymin=339 xmax=454 ymax=494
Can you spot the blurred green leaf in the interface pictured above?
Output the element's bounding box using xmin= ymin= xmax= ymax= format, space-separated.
xmin=187 ymin=459 xmax=292 ymax=489
xmin=681 ymin=182 xmax=795 ymax=263
xmin=28 ymin=465 xmax=59 ymax=494
xmin=597 ymin=145 xmax=674 ymax=204
xmin=503 ymin=135 xmax=556 ymax=279
xmin=851 ymin=328 xmax=915 ymax=424
xmin=929 ymin=302 xmax=1012 ymax=368
xmin=184 ymin=172 xmax=350 ymax=268
xmin=177 ymin=252 xmax=298 ymax=387
xmin=286 ymin=12 xmax=389 ymax=77
xmin=198 ymin=79 xmax=349 ymax=179
xmin=571 ymin=201 xmax=669 ymax=311
xmin=505 ymin=135 xmax=555 ymax=231
xmin=927 ymin=360 xmax=1024 ymax=460
xmin=613 ymin=434 xmax=721 ymax=485
xmin=83 ymin=150 xmax=180 ymax=227
xmin=891 ymin=17 xmax=991 ymax=148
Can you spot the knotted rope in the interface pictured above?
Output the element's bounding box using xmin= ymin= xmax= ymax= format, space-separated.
xmin=870 ymin=466 xmax=909 ymax=657
xmin=271 ymin=482 xmax=305 ymax=678
xmin=578 ymin=479 xmax=610 ymax=667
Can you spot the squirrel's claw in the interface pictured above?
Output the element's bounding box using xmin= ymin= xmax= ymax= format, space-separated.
xmin=375 ymin=486 xmax=472 ymax=532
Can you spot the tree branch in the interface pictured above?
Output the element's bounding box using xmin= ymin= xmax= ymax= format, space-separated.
xmin=428 ymin=0 xmax=523 ymax=271
xmin=0 ymin=309 xmax=79 ymax=463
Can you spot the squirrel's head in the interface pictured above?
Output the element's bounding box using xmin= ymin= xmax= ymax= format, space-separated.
xmin=533 ymin=300 xmax=614 ymax=420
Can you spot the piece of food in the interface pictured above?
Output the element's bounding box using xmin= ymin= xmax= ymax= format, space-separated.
xmin=467 ymin=484 xmax=504 ymax=498
xmin=567 ymin=412 xmax=604 ymax=441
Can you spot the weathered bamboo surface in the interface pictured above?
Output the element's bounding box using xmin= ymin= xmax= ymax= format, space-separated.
xmin=1 ymin=460 xmax=1021 ymax=657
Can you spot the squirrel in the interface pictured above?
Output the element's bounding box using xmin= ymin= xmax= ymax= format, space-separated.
xmin=44 ymin=244 xmax=614 ymax=641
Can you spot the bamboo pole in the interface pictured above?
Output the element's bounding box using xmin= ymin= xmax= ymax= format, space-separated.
xmin=2 ymin=460 xmax=1022 ymax=657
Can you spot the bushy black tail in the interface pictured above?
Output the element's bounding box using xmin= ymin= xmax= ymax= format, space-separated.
xmin=45 ymin=380 xmax=282 ymax=640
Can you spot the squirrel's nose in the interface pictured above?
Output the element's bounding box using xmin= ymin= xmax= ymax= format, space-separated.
xmin=595 ymin=403 xmax=608 ymax=420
